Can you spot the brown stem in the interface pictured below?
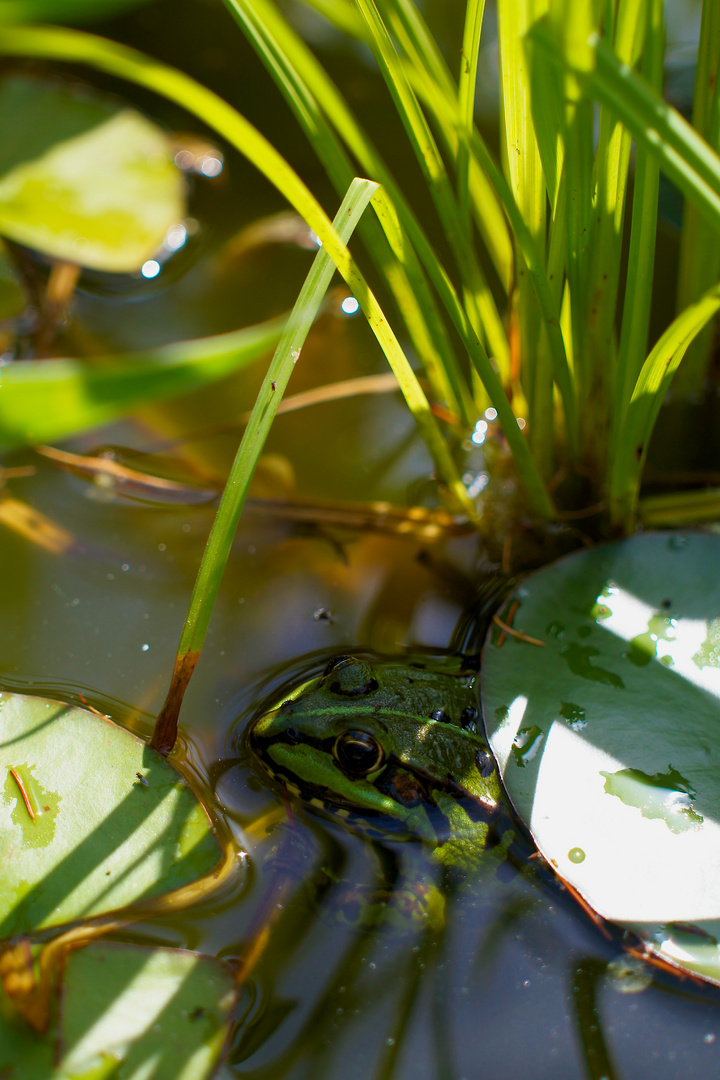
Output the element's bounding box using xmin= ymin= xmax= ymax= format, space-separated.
xmin=150 ymin=650 xmax=199 ymax=755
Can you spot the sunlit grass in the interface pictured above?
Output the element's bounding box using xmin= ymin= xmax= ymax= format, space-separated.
xmin=226 ymin=0 xmax=720 ymax=533
xmin=3 ymin=1 xmax=720 ymax=539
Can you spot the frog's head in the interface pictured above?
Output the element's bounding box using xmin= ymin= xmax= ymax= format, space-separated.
xmin=247 ymin=654 xmax=502 ymax=852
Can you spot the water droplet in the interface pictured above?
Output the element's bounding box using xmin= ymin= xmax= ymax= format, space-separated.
xmin=512 ymin=726 xmax=544 ymax=767
xmin=386 ymin=1038 xmax=395 ymax=1046
xmin=704 ymin=1034 xmax=716 ymax=1044
xmin=568 ymin=847 xmax=585 ymax=864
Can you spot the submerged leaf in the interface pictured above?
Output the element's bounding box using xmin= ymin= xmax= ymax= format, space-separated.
xmin=0 ymin=941 xmax=236 ymax=1080
xmin=0 ymin=76 xmax=184 ymax=271
xmin=481 ymin=532 xmax=720 ymax=985
xmin=0 ymin=314 xmax=285 ymax=450
xmin=0 ymin=693 xmax=224 ymax=938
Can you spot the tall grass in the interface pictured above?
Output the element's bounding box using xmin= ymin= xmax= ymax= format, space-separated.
xmin=223 ymin=0 xmax=720 ymax=534
xmin=5 ymin=3 xmax=720 ymax=534
xmin=3 ymin=2 xmax=720 ymax=725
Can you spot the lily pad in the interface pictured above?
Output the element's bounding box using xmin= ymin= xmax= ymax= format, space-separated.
xmin=0 ymin=941 xmax=237 ymax=1079
xmin=481 ymin=531 xmax=720 ymax=984
xmin=0 ymin=692 xmax=223 ymax=938
xmin=0 ymin=76 xmax=184 ymax=272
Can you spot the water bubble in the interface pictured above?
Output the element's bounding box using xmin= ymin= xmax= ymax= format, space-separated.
xmin=605 ymin=956 xmax=653 ymax=994
xmin=568 ymin=847 xmax=586 ymax=864
xmin=163 ymin=223 xmax=187 ymax=251
xmin=141 ymin=260 xmax=161 ymax=279
xmin=200 ymin=155 xmax=223 ymax=177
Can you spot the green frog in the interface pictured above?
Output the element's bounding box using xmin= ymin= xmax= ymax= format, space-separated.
xmin=246 ymin=652 xmax=520 ymax=926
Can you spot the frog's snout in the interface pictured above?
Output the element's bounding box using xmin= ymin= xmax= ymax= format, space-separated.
xmin=249 ymin=704 xmax=292 ymax=746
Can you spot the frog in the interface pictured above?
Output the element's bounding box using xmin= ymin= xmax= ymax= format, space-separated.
xmin=246 ymin=651 xmax=521 ymax=926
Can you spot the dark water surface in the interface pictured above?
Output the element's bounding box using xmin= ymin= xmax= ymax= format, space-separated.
xmin=2 ymin=1 xmax=720 ymax=1077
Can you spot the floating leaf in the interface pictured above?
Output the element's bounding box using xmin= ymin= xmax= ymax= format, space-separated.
xmin=0 ymin=941 xmax=236 ymax=1080
xmin=0 ymin=313 xmax=285 ymax=451
xmin=481 ymin=532 xmax=720 ymax=984
xmin=0 ymin=76 xmax=184 ymax=272
xmin=0 ymin=692 xmax=224 ymax=938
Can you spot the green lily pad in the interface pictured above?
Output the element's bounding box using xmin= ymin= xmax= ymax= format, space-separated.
xmin=0 ymin=76 xmax=184 ymax=272
xmin=480 ymin=531 xmax=720 ymax=984
xmin=0 ymin=692 xmax=223 ymax=938
xmin=0 ymin=941 xmax=237 ymax=1079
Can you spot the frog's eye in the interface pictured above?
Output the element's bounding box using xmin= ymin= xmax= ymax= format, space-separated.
xmin=333 ymin=730 xmax=384 ymax=776
xmin=323 ymin=655 xmax=355 ymax=677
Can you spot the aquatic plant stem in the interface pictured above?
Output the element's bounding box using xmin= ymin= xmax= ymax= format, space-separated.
xmin=150 ymin=179 xmax=377 ymax=753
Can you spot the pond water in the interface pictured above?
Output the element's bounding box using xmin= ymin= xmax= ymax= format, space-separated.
xmin=2 ymin=1 xmax=720 ymax=1077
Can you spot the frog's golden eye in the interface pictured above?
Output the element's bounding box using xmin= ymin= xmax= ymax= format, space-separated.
xmin=333 ymin=730 xmax=384 ymax=776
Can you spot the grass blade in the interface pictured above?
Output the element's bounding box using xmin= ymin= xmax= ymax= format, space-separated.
xmin=674 ymin=0 xmax=720 ymax=396
xmin=639 ymin=487 xmax=720 ymax=527
xmin=582 ymin=0 xmax=647 ymax=468
xmin=609 ymin=283 xmax=720 ymax=528
xmin=613 ymin=0 xmax=662 ymax=435
xmin=457 ymin=0 xmax=486 ymax=233
xmin=151 ymin=178 xmax=377 ymax=753
xmin=498 ymin=0 xmax=550 ymax=472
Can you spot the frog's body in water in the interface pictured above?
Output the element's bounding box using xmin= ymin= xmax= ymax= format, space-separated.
xmin=248 ymin=653 xmax=510 ymax=885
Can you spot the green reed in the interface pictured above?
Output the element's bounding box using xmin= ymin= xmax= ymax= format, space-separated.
xmin=225 ymin=0 xmax=720 ymax=533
